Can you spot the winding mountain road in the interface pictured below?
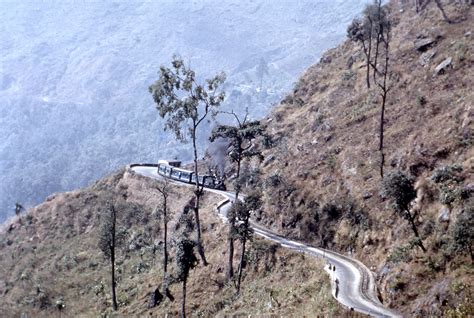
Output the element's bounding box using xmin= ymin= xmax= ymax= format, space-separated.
xmin=130 ymin=165 xmax=401 ymax=317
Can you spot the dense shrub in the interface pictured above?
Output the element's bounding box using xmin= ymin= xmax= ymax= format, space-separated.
xmin=451 ymin=200 xmax=474 ymax=260
xmin=381 ymin=171 xmax=417 ymax=215
xmin=430 ymin=165 xmax=464 ymax=184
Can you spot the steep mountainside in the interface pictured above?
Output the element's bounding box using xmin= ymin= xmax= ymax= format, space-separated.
xmin=0 ymin=169 xmax=346 ymax=317
xmin=1 ymin=1 xmax=472 ymax=317
xmin=258 ymin=1 xmax=473 ymax=316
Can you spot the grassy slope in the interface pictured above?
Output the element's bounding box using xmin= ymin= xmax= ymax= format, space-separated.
xmin=0 ymin=168 xmax=350 ymax=317
xmin=258 ymin=1 xmax=473 ymax=316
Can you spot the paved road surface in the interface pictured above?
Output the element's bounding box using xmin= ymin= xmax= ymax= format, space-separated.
xmin=130 ymin=165 xmax=401 ymax=317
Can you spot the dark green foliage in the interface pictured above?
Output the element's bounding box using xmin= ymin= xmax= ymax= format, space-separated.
xmin=417 ymin=95 xmax=427 ymax=107
xmin=243 ymin=190 xmax=263 ymax=212
xmin=172 ymin=199 xmax=199 ymax=318
xmin=382 ymin=171 xmax=426 ymax=252
xmin=210 ymin=119 xmax=266 ymax=164
xmin=229 ymin=192 xmax=262 ymax=243
xmin=382 ymin=171 xmax=417 ymax=217
xmin=431 ymin=164 xmax=466 ymax=207
xmin=451 ymin=202 xmax=474 ymax=260
xmin=387 ymin=245 xmax=413 ymax=263
xmin=321 ymin=202 xmax=343 ymax=221
xmin=175 ymin=199 xmax=196 ymax=237
xmin=431 ymin=165 xmax=464 ymax=184
xmin=364 ymin=1 xmax=390 ymax=39
xmin=439 ymin=186 xmax=464 ymax=206
xmin=265 ymin=173 xmax=283 ymax=188
xmin=228 ymin=201 xmax=253 ymax=242
xmin=343 ymin=200 xmax=371 ymax=229
xmin=421 ymin=219 xmax=435 ymax=237
xmin=245 ymin=241 xmax=279 ymax=273
xmin=14 ymin=202 xmax=24 ymax=217
xmin=210 ymin=118 xmax=265 ymax=194
xmin=176 ymin=238 xmax=198 ymax=318
xmin=261 ymin=133 xmax=274 ymax=149
xmin=347 ymin=18 xmax=367 ymax=43
xmin=303 ymin=198 xmax=369 ymax=249
xmin=230 ymin=190 xmax=263 ymax=294
xmin=176 ymin=239 xmax=199 ymax=283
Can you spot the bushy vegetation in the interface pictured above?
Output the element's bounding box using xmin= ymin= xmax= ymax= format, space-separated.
xmin=451 ymin=199 xmax=474 ymax=261
xmin=382 ymin=171 xmax=426 ymax=251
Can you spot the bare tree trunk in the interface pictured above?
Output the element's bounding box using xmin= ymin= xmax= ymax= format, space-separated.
xmin=379 ymin=90 xmax=386 ymax=178
xmin=163 ymin=196 xmax=169 ymax=296
xmin=366 ymin=34 xmax=372 ymax=89
xmin=236 ymin=238 xmax=247 ymax=295
xmin=111 ymin=206 xmax=118 ymax=311
xmin=111 ymin=248 xmax=118 ymax=310
xmin=377 ymin=26 xmax=390 ymax=179
xmin=373 ymin=33 xmax=381 ymax=83
xmin=227 ymin=235 xmax=235 ymax=280
xmin=181 ymin=278 xmax=187 ymax=318
xmin=192 ymin=126 xmax=207 ymax=265
xmin=361 ymin=41 xmax=371 ymax=89
xmin=227 ymin=159 xmax=241 ymax=280
xmin=408 ymin=213 xmax=426 ymax=252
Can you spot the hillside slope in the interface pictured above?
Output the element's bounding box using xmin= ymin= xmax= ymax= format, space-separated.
xmin=0 ymin=168 xmax=346 ymax=317
xmin=1 ymin=1 xmax=472 ymax=317
xmin=257 ymin=1 xmax=473 ymax=316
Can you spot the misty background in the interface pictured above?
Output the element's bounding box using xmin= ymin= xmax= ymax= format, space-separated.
xmin=0 ymin=0 xmax=373 ymax=221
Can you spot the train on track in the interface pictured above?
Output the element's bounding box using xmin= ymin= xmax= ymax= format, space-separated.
xmin=157 ymin=160 xmax=226 ymax=190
